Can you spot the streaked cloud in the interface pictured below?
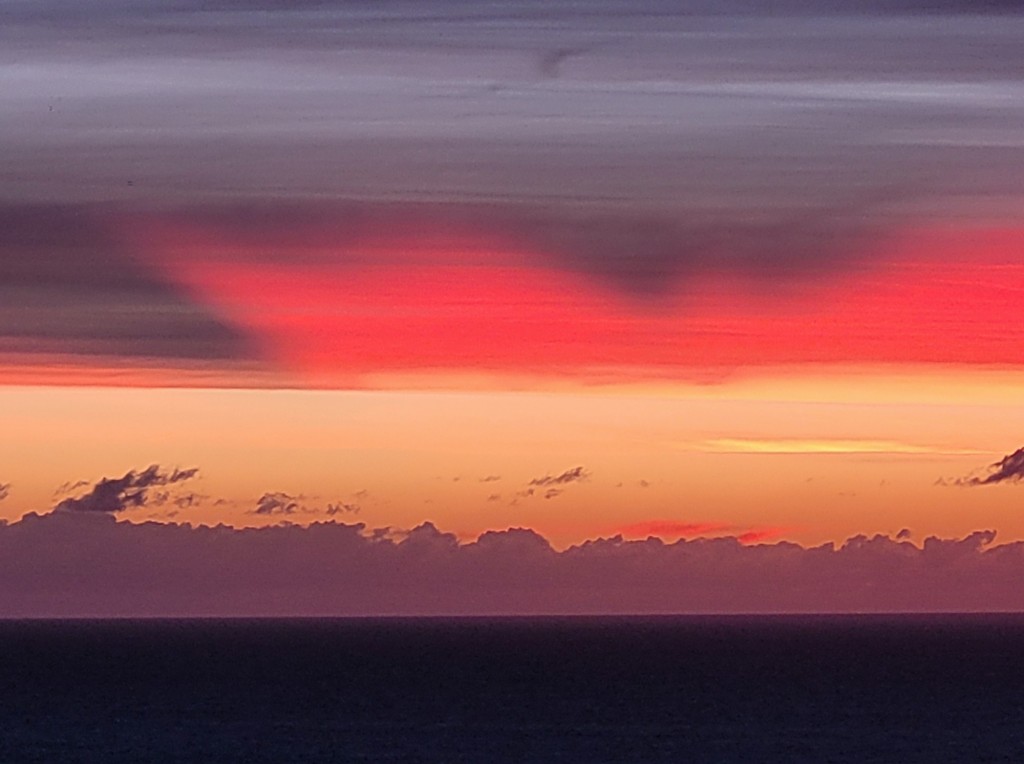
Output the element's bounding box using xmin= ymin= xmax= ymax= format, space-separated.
xmin=3 ymin=2 xmax=1022 ymax=296
xmin=616 ymin=520 xmax=730 ymax=538
xmin=0 ymin=205 xmax=254 ymax=366
xmin=678 ymin=438 xmax=985 ymax=455
xmin=615 ymin=520 xmax=788 ymax=543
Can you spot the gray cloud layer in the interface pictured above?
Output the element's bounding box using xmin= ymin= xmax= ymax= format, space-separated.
xmin=3 ymin=8 xmax=1022 ymax=215
xmin=5 ymin=1 xmax=1021 ymax=217
xmin=0 ymin=512 xmax=1022 ymax=617
xmin=0 ymin=206 xmax=252 ymax=362
xmin=3 ymin=1 xmax=1022 ymax=358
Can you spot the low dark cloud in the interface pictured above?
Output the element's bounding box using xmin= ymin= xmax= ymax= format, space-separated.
xmin=54 ymin=466 xmax=199 ymax=514
xmin=252 ymin=492 xmax=361 ymax=516
xmin=252 ymin=492 xmax=304 ymax=516
xmin=529 ymin=467 xmax=589 ymax=487
xmin=955 ymin=448 xmax=1024 ymax=486
xmin=0 ymin=513 xmax=1021 ymax=617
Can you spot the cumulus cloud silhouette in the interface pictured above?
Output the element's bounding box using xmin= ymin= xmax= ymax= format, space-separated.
xmin=957 ymin=447 xmax=1024 ymax=486
xmin=54 ymin=466 xmax=199 ymax=514
xmin=0 ymin=512 xmax=1020 ymax=617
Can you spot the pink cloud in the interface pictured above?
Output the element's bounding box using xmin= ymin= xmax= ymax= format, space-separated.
xmin=616 ymin=520 xmax=731 ymax=539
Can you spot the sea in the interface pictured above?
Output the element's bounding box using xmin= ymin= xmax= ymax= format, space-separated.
xmin=1 ymin=615 xmax=1022 ymax=762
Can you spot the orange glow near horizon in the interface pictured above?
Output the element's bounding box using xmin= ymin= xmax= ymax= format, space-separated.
xmin=2 ymin=378 xmax=1023 ymax=549
xmin=3 ymin=219 xmax=1023 ymax=549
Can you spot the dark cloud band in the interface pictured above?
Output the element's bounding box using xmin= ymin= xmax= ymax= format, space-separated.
xmin=0 ymin=513 xmax=1019 ymax=616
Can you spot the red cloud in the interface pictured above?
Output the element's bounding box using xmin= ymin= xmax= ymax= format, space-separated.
xmin=616 ymin=521 xmax=730 ymax=539
xmin=736 ymin=527 xmax=790 ymax=544
xmin=615 ymin=520 xmax=787 ymax=544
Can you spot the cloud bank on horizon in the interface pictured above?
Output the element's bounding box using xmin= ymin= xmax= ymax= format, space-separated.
xmin=1 ymin=457 xmax=1020 ymax=616
xmin=1 ymin=509 xmax=1021 ymax=617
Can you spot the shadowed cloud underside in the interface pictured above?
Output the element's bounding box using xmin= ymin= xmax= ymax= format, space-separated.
xmin=0 ymin=512 xmax=1020 ymax=617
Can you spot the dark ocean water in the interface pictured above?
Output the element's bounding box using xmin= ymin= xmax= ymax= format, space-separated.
xmin=1 ymin=615 xmax=1023 ymax=763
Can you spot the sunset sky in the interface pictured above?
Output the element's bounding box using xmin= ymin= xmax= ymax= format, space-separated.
xmin=2 ymin=0 xmax=1023 ymax=614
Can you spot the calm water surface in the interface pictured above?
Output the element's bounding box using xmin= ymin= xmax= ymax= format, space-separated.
xmin=1 ymin=615 xmax=1022 ymax=762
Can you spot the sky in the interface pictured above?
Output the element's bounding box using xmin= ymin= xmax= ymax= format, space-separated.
xmin=2 ymin=0 xmax=1024 ymax=615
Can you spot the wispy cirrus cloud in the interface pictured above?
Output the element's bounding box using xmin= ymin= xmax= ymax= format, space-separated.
xmin=679 ymin=438 xmax=985 ymax=455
